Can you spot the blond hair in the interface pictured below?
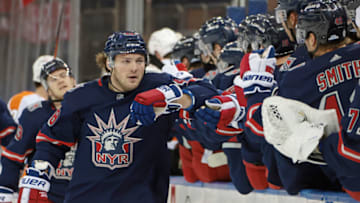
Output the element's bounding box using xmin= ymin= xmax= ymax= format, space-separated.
xmin=96 ymin=52 xmax=110 ymax=72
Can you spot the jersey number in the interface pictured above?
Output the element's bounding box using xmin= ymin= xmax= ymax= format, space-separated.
xmin=348 ymin=108 xmax=360 ymax=135
xmin=319 ymin=91 xmax=344 ymax=122
xmin=320 ymin=91 xmax=360 ymax=135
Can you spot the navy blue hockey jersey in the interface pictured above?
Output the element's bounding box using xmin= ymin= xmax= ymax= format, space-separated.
xmin=0 ymin=99 xmax=16 ymax=146
xmin=267 ymin=43 xmax=360 ymax=194
xmin=243 ymin=43 xmax=360 ymax=193
xmin=0 ymin=100 xmax=75 ymax=203
xmin=211 ymin=65 xmax=240 ymax=91
xmin=321 ymin=80 xmax=360 ymax=194
xmin=32 ymin=73 xmax=217 ymax=203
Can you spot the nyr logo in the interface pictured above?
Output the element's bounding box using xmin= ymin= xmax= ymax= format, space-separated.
xmin=87 ymin=109 xmax=140 ymax=170
xmin=54 ymin=145 xmax=77 ymax=180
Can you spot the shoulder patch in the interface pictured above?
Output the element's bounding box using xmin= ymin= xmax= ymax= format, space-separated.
xmin=279 ymin=57 xmax=296 ymax=72
xmin=48 ymin=109 xmax=61 ymax=127
xmin=225 ymin=68 xmax=240 ymax=76
xmin=67 ymin=83 xmax=86 ymax=94
xmin=27 ymin=101 xmax=43 ymax=112
xmin=15 ymin=124 xmax=23 ymax=141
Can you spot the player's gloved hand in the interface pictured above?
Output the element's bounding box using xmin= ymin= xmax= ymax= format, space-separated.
xmin=18 ymin=161 xmax=53 ymax=203
xmin=262 ymin=96 xmax=339 ymax=165
xmin=235 ymin=45 xmax=276 ymax=95
xmin=195 ymin=94 xmax=245 ymax=136
xmin=131 ymin=84 xmax=183 ymax=126
xmin=0 ymin=186 xmax=14 ymax=203
xmin=162 ymin=60 xmax=193 ymax=80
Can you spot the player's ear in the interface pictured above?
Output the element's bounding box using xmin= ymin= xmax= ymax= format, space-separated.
xmin=308 ymin=33 xmax=317 ymax=48
xmin=70 ymin=77 xmax=76 ymax=87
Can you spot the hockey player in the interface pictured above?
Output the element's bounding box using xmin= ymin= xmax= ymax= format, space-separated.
xmin=194 ymin=14 xmax=295 ymax=191
xmin=147 ymin=27 xmax=183 ymax=73
xmin=238 ymin=0 xmax=360 ymax=199
xmin=188 ymin=15 xmax=280 ymax=190
xmin=171 ymin=16 xmax=240 ymax=183
xmin=172 ymin=36 xmax=202 ymax=71
xmin=7 ymin=55 xmax=53 ymax=123
xmin=0 ymin=58 xmax=76 ymax=203
xmin=275 ymin=0 xmax=313 ymax=77
xmin=339 ymin=0 xmax=360 ymax=42
xmin=0 ymin=99 xmax=17 ymax=147
xmin=191 ymin=16 xmax=239 ymax=79
xmin=17 ymin=31 xmax=218 ymax=203
xmin=261 ymin=80 xmax=360 ymax=201
xmin=274 ymin=0 xmax=311 ymax=42
xmin=212 ymin=41 xmax=245 ymax=91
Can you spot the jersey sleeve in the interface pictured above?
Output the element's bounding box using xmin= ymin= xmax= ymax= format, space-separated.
xmin=320 ymin=83 xmax=360 ymax=177
xmin=241 ymin=91 xmax=273 ymax=189
xmin=0 ymin=100 xmax=16 ymax=146
xmin=176 ymin=77 xmax=219 ymax=111
xmin=0 ymin=109 xmax=37 ymax=190
xmin=222 ymin=137 xmax=253 ymax=194
xmin=32 ymin=95 xmax=80 ymax=168
xmin=318 ymin=83 xmax=360 ymax=198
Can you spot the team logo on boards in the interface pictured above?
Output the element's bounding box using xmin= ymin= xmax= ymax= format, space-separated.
xmin=87 ymin=109 xmax=140 ymax=170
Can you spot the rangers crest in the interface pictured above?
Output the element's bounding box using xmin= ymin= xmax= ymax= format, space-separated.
xmin=87 ymin=109 xmax=140 ymax=170
xmin=279 ymin=57 xmax=296 ymax=72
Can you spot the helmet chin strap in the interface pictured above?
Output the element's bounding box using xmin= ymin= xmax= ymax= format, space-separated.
xmin=108 ymin=71 xmax=124 ymax=93
xmin=48 ymin=96 xmax=63 ymax=109
xmin=50 ymin=98 xmax=63 ymax=103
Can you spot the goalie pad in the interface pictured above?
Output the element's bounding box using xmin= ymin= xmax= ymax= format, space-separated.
xmin=262 ymin=96 xmax=339 ymax=164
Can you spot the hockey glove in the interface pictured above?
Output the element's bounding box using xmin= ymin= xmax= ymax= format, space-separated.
xmin=235 ymin=46 xmax=276 ymax=95
xmin=262 ymin=96 xmax=339 ymax=165
xmin=162 ymin=60 xmax=193 ymax=80
xmin=195 ymin=94 xmax=245 ymax=137
xmin=0 ymin=186 xmax=14 ymax=203
xmin=18 ymin=161 xmax=53 ymax=203
xmin=131 ymin=84 xmax=183 ymax=126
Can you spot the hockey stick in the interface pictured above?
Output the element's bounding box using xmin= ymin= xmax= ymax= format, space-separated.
xmin=53 ymin=0 xmax=65 ymax=58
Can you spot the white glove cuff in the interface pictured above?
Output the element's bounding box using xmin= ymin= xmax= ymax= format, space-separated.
xmin=157 ymin=84 xmax=183 ymax=102
xmin=19 ymin=176 xmax=50 ymax=192
xmin=226 ymin=94 xmax=245 ymax=129
xmin=237 ymin=71 xmax=275 ymax=89
xmin=0 ymin=193 xmax=13 ymax=202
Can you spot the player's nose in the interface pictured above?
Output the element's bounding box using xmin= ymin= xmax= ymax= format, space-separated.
xmin=130 ymin=61 xmax=141 ymax=72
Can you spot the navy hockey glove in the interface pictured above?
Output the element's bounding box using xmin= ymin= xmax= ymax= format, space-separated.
xmin=18 ymin=161 xmax=53 ymax=203
xmin=0 ymin=186 xmax=14 ymax=203
xmin=195 ymin=94 xmax=245 ymax=137
xmin=131 ymin=84 xmax=183 ymax=126
xmin=235 ymin=46 xmax=276 ymax=95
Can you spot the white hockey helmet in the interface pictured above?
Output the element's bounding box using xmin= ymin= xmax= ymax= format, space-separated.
xmin=148 ymin=27 xmax=182 ymax=58
xmin=32 ymin=55 xmax=54 ymax=83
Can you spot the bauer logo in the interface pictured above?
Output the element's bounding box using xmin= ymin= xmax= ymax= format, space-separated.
xmin=87 ymin=109 xmax=140 ymax=170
